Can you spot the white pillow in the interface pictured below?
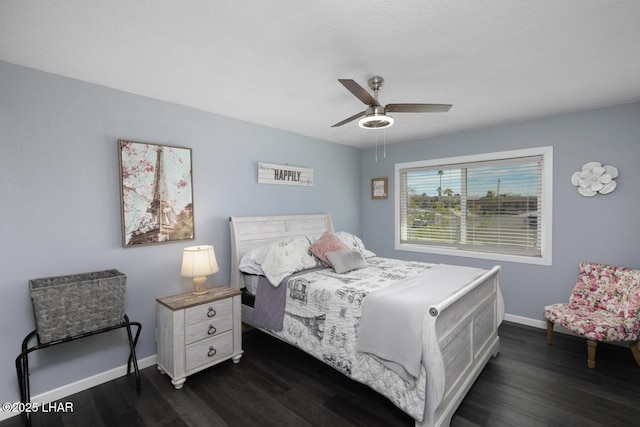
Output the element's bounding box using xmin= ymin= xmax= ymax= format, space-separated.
xmin=260 ymin=236 xmax=318 ymax=286
xmin=238 ymin=245 xmax=269 ymax=275
xmin=335 ymin=231 xmax=376 ymax=258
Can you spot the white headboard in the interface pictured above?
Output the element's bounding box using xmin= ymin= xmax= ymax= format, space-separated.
xmin=228 ymin=213 xmax=334 ymax=289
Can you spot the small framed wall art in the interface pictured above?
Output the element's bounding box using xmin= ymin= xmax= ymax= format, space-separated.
xmin=371 ymin=177 xmax=388 ymax=200
xmin=118 ymin=139 xmax=194 ymax=247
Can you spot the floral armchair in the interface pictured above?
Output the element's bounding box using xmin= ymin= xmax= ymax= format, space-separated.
xmin=543 ymin=262 xmax=640 ymax=368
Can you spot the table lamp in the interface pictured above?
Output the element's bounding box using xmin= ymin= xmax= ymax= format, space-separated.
xmin=180 ymin=245 xmax=219 ymax=295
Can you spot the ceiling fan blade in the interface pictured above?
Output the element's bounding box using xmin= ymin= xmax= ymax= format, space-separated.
xmin=338 ymin=79 xmax=379 ymax=106
xmin=331 ymin=110 xmax=366 ymax=127
xmin=386 ymin=103 xmax=452 ymax=113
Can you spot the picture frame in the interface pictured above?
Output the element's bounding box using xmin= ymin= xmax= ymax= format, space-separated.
xmin=118 ymin=139 xmax=194 ymax=247
xmin=371 ymin=177 xmax=388 ymax=200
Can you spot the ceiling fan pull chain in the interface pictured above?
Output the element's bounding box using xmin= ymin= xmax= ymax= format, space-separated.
xmin=383 ymin=130 xmax=386 ymax=159
xmin=375 ymin=131 xmax=378 ymax=162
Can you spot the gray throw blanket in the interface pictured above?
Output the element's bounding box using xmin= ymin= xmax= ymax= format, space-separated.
xmin=251 ymin=274 xmax=288 ymax=331
xmin=251 ymin=267 xmax=325 ymax=331
xmin=356 ymin=264 xmax=486 ymax=382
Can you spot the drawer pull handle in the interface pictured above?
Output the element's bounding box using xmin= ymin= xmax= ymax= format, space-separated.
xmin=207 ymin=307 xmax=216 ymax=317
xmin=208 ymin=325 xmax=217 ymax=335
xmin=208 ymin=346 xmax=217 ymax=357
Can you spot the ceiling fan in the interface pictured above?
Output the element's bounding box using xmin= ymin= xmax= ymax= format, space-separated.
xmin=331 ymin=76 xmax=452 ymax=129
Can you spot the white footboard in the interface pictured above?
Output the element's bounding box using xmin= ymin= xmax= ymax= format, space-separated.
xmin=418 ymin=265 xmax=502 ymax=427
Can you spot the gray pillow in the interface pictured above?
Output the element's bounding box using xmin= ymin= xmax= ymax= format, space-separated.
xmin=326 ymin=249 xmax=366 ymax=274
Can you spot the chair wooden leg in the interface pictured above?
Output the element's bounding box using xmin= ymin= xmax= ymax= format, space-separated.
xmin=631 ymin=341 xmax=640 ymax=366
xmin=546 ymin=320 xmax=554 ymax=345
xmin=587 ymin=339 xmax=597 ymax=369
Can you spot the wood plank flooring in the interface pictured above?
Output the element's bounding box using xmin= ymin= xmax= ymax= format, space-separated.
xmin=3 ymin=322 xmax=639 ymax=426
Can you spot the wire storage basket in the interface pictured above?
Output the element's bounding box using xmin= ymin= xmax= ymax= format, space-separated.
xmin=29 ymin=269 xmax=127 ymax=344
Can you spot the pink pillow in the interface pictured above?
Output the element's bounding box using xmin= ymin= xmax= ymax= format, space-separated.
xmin=309 ymin=232 xmax=348 ymax=266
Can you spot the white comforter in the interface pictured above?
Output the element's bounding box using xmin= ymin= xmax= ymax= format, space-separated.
xmin=265 ymin=257 xmax=487 ymax=421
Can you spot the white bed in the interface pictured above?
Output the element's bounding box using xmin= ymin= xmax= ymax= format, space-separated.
xmin=229 ymin=213 xmax=502 ymax=427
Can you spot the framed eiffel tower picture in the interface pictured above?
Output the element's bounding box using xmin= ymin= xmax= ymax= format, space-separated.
xmin=118 ymin=140 xmax=194 ymax=247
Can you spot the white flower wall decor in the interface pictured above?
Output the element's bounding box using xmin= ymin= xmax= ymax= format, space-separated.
xmin=571 ymin=162 xmax=618 ymax=197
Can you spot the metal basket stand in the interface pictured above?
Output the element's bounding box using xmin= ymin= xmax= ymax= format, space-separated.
xmin=15 ymin=315 xmax=141 ymax=427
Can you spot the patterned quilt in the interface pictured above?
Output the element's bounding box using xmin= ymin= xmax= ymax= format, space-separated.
xmin=265 ymin=256 xmax=441 ymax=421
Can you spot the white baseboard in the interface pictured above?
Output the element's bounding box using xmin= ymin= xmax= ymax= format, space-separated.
xmin=503 ymin=313 xmax=547 ymax=329
xmin=0 ymin=354 xmax=157 ymax=422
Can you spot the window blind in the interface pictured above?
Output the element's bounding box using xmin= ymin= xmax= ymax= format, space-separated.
xmin=399 ymin=155 xmax=543 ymax=257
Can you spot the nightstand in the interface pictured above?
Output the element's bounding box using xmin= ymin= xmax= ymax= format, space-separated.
xmin=156 ymin=286 xmax=242 ymax=389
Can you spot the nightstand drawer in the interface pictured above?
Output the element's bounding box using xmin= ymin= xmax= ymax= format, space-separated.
xmin=184 ymin=298 xmax=232 ymax=325
xmin=185 ymin=331 xmax=233 ymax=371
xmin=184 ymin=315 xmax=233 ymax=345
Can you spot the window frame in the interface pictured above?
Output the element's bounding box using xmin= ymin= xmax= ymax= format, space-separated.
xmin=394 ymin=146 xmax=553 ymax=266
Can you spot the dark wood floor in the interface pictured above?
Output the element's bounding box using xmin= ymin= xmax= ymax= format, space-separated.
xmin=4 ymin=322 xmax=640 ymax=427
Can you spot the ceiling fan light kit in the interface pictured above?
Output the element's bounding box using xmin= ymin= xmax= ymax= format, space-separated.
xmin=332 ymin=76 xmax=452 ymax=130
xmin=358 ymin=105 xmax=394 ymax=129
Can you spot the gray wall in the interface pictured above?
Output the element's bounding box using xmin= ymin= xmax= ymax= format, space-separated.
xmin=0 ymin=61 xmax=360 ymax=405
xmin=360 ymin=101 xmax=640 ymax=322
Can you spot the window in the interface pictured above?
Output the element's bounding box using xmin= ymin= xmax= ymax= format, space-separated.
xmin=395 ymin=147 xmax=552 ymax=265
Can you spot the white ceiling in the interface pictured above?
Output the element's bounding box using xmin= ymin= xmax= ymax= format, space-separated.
xmin=2 ymin=1 xmax=640 ymax=148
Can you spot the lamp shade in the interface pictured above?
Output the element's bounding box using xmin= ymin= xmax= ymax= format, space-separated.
xmin=180 ymin=245 xmax=219 ymax=278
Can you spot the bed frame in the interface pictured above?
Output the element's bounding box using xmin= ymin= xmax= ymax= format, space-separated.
xmin=229 ymin=213 xmax=501 ymax=427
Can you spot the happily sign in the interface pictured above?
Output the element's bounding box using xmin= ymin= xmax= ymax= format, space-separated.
xmin=258 ymin=163 xmax=314 ymax=186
